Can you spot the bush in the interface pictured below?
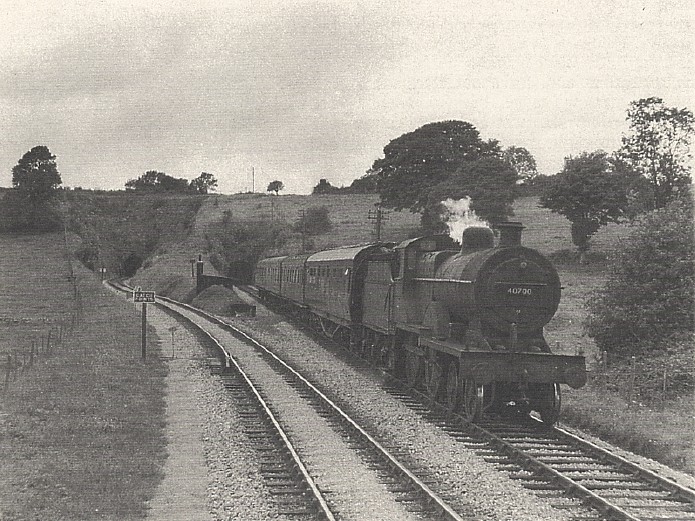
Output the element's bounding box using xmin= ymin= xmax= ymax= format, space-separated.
xmin=205 ymin=211 xmax=291 ymax=274
xmin=294 ymin=206 xmax=332 ymax=236
xmin=0 ymin=190 xmax=63 ymax=233
xmin=312 ymin=179 xmax=340 ymax=195
xmin=587 ymin=196 xmax=694 ymax=366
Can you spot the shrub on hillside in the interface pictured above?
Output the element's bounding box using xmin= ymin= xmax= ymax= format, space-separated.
xmin=0 ymin=190 xmax=63 ymax=233
xmin=294 ymin=206 xmax=332 ymax=236
xmin=586 ymin=196 xmax=694 ymax=365
xmin=312 ymin=179 xmax=341 ymax=195
xmin=205 ymin=211 xmax=291 ymax=275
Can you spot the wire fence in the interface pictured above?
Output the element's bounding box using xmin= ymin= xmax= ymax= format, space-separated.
xmin=1 ymin=225 xmax=83 ymax=393
xmin=590 ymin=349 xmax=690 ymax=409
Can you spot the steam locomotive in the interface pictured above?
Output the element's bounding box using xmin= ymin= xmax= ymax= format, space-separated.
xmin=254 ymin=222 xmax=586 ymax=424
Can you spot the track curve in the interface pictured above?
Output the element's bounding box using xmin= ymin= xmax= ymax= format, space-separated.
xmin=109 ymin=281 xmax=472 ymax=520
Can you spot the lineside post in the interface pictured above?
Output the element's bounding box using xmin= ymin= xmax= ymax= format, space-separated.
xmin=141 ymin=303 xmax=147 ymax=360
xmin=133 ymin=288 xmax=155 ymax=361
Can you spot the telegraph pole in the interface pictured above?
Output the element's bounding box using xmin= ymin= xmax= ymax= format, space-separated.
xmin=368 ymin=203 xmax=389 ymax=242
xmin=299 ymin=209 xmax=307 ymax=252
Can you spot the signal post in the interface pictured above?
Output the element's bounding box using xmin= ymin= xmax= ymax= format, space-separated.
xmin=133 ymin=288 xmax=156 ymax=360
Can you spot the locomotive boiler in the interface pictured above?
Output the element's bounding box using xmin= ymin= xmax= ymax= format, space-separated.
xmin=254 ymin=222 xmax=586 ymax=424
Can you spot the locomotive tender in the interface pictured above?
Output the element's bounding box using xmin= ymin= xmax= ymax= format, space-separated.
xmin=254 ymin=222 xmax=586 ymax=424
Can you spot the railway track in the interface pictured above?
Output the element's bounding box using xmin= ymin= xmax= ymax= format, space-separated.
xmin=244 ymin=282 xmax=695 ymax=520
xmin=115 ymin=282 xmax=695 ymax=520
xmin=383 ymin=381 xmax=695 ymax=521
xmin=244 ymin=284 xmax=695 ymax=520
xmin=109 ymin=281 xmax=471 ymax=520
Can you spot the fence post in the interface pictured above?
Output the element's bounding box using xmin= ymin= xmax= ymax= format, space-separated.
xmin=628 ymin=355 xmax=636 ymax=407
xmin=47 ymin=329 xmax=52 ymax=356
xmin=13 ymin=352 xmax=19 ymax=380
xmin=601 ymin=350 xmax=608 ymax=388
xmin=4 ymin=354 xmax=10 ymax=391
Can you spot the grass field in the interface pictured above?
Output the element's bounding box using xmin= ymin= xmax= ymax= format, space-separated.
xmin=0 ymin=233 xmax=76 ymax=360
xmin=0 ymin=234 xmax=167 ymax=519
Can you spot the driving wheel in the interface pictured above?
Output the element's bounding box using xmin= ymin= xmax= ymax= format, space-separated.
xmin=538 ymin=383 xmax=561 ymax=425
xmin=463 ymin=379 xmax=484 ymax=422
xmin=445 ymin=363 xmax=461 ymax=412
xmin=426 ymin=361 xmax=443 ymax=401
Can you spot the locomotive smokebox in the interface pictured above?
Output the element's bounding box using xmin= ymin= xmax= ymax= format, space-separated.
xmin=461 ymin=226 xmax=494 ymax=251
xmin=495 ymin=221 xmax=525 ymax=248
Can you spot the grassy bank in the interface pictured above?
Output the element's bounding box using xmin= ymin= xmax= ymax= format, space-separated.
xmin=562 ymin=386 xmax=694 ymax=474
xmin=0 ymin=258 xmax=167 ymax=519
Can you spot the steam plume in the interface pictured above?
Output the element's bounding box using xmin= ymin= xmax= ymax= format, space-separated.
xmin=442 ymin=197 xmax=489 ymax=242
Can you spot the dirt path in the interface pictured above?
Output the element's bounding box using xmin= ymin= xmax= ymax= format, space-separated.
xmin=143 ymin=309 xmax=212 ymax=521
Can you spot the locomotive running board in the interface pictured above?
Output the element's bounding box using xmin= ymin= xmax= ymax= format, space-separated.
xmin=418 ymin=337 xmax=586 ymax=389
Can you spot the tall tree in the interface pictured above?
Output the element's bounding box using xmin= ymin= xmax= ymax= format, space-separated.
xmin=619 ymin=97 xmax=694 ymax=208
xmin=12 ymin=145 xmax=62 ymax=200
xmin=2 ymin=146 xmax=63 ymax=233
xmin=424 ymin=157 xmax=518 ymax=230
xmin=267 ymin=180 xmax=284 ymax=195
xmin=540 ymin=151 xmax=638 ymax=261
xmin=366 ymin=120 xmax=501 ymax=213
xmin=503 ymin=145 xmax=538 ymax=183
xmin=189 ymin=172 xmax=218 ymax=194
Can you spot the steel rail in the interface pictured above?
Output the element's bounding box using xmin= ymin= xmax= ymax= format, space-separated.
xmin=133 ymin=287 xmax=467 ymax=521
xmin=550 ymin=421 xmax=695 ymax=504
xmin=394 ymin=375 xmax=695 ymax=521
xmin=461 ymin=419 xmax=642 ymax=521
xmin=240 ymin=280 xmax=695 ymax=520
xmin=107 ymin=281 xmax=334 ymax=520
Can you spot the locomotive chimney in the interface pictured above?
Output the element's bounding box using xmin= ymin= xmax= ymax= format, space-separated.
xmin=495 ymin=222 xmax=525 ymax=248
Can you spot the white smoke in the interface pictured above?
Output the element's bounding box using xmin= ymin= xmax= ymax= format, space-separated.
xmin=441 ymin=197 xmax=490 ymax=242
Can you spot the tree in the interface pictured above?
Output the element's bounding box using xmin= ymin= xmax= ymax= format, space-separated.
xmin=12 ymin=146 xmax=62 ymax=199
xmin=366 ymin=120 xmax=501 ymax=213
xmin=267 ymin=180 xmax=284 ymax=195
xmin=424 ymin=157 xmax=518 ymax=232
xmin=619 ymin=97 xmax=694 ymax=209
xmin=205 ymin=210 xmax=291 ymax=276
xmin=189 ymin=172 xmax=218 ymax=194
xmin=347 ymin=174 xmax=378 ymax=194
xmin=125 ymin=171 xmax=189 ymax=192
xmin=503 ymin=146 xmax=538 ymax=183
xmin=294 ymin=206 xmax=332 ymax=235
xmin=540 ymin=151 xmax=639 ymax=260
xmin=586 ymin=196 xmax=694 ymax=397
xmin=312 ymin=179 xmax=340 ymax=195
xmin=3 ymin=146 xmax=63 ymax=233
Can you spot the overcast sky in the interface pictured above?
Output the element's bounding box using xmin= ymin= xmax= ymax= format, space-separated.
xmin=1 ymin=0 xmax=693 ymax=194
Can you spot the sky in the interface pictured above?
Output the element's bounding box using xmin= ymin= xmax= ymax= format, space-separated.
xmin=1 ymin=0 xmax=693 ymax=194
